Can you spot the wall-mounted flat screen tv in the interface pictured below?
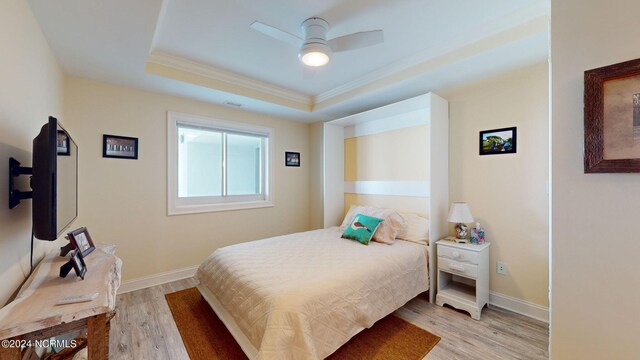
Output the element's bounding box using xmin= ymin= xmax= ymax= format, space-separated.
xmin=32 ymin=116 xmax=78 ymax=240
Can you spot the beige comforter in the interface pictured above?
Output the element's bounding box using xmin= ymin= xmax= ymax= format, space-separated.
xmin=195 ymin=227 xmax=429 ymax=360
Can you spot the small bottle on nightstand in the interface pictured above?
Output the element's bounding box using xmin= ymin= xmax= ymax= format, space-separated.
xmin=470 ymin=222 xmax=485 ymax=244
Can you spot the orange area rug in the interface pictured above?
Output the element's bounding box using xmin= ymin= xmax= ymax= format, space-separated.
xmin=166 ymin=287 xmax=440 ymax=360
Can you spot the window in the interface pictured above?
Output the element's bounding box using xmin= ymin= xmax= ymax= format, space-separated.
xmin=168 ymin=112 xmax=273 ymax=215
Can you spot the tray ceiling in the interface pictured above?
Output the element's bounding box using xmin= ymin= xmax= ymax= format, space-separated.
xmin=28 ymin=0 xmax=550 ymax=121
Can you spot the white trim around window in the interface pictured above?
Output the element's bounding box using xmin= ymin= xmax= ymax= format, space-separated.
xmin=167 ymin=112 xmax=274 ymax=215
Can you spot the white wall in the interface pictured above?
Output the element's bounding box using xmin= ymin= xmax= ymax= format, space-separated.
xmin=322 ymin=123 xmax=344 ymax=227
xmin=551 ymin=0 xmax=640 ymax=358
xmin=440 ymin=63 xmax=549 ymax=310
xmin=308 ymin=122 xmax=324 ymax=229
xmin=64 ymin=77 xmax=311 ymax=282
xmin=0 ymin=0 xmax=64 ymax=305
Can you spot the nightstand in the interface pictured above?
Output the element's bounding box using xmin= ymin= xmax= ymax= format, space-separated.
xmin=435 ymin=240 xmax=490 ymax=320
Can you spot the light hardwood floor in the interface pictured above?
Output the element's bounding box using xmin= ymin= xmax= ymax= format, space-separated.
xmin=110 ymin=278 xmax=549 ymax=360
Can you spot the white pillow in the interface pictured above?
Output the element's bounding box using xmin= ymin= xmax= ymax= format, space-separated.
xmin=397 ymin=212 xmax=430 ymax=245
xmin=340 ymin=205 xmax=363 ymax=231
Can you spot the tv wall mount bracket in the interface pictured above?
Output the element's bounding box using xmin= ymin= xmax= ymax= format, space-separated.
xmin=8 ymin=157 xmax=33 ymax=209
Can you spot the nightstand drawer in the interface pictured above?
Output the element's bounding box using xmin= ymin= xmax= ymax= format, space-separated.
xmin=438 ymin=246 xmax=479 ymax=264
xmin=438 ymin=257 xmax=478 ymax=279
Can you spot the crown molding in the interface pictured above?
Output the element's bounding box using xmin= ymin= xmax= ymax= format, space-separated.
xmin=313 ymin=14 xmax=549 ymax=110
xmin=146 ymin=2 xmax=549 ymax=115
xmin=147 ymin=51 xmax=312 ymax=111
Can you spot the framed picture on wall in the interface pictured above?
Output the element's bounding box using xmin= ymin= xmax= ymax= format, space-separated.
xmin=285 ymin=151 xmax=300 ymax=167
xmin=584 ymin=57 xmax=640 ymax=173
xmin=479 ymin=127 xmax=517 ymax=155
xmin=103 ymin=134 xmax=138 ymax=159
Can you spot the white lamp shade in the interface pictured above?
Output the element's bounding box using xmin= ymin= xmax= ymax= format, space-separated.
xmin=448 ymin=202 xmax=474 ymax=223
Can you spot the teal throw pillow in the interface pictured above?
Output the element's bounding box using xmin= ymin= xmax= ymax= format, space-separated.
xmin=341 ymin=213 xmax=384 ymax=245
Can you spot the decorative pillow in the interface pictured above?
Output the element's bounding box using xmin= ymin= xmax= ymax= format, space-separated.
xmin=341 ymin=214 xmax=384 ymax=245
xmin=397 ymin=212 xmax=430 ymax=245
xmin=365 ymin=208 xmax=403 ymax=244
xmin=340 ymin=205 xmax=404 ymax=245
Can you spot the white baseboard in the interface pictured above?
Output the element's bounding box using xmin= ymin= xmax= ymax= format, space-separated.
xmin=489 ymin=291 xmax=549 ymax=323
xmin=118 ymin=265 xmax=199 ymax=294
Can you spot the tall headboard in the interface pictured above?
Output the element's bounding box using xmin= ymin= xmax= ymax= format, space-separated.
xmin=323 ymin=93 xmax=449 ymax=303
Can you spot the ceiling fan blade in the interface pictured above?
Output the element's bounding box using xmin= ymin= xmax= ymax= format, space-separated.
xmin=250 ymin=21 xmax=304 ymax=48
xmin=328 ymin=30 xmax=384 ymax=52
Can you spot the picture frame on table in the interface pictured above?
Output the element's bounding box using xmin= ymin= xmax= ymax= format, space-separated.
xmin=67 ymin=227 xmax=95 ymax=258
xmin=584 ymin=57 xmax=640 ymax=173
xmin=59 ymin=249 xmax=87 ymax=280
xmin=70 ymin=250 xmax=87 ymax=280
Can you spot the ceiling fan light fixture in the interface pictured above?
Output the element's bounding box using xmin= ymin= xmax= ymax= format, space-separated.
xmin=299 ymin=42 xmax=331 ymax=67
xmin=251 ymin=16 xmax=383 ymax=67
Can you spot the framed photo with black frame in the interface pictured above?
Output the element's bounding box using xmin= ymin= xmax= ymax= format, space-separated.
xmin=59 ymin=249 xmax=87 ymax=280
xmin=285 ymin=151 xmax=300 ymax=167
xmin=479 ymin=127 xmax=517 ymax=155
xmin=68 ymin=227 xmax=95 ymax=258
xmin=103 ymin=134 xmax=138 ymax=160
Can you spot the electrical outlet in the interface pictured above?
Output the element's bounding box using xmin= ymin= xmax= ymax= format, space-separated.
xmin=497 ymin=261 xmax=507 ymax=275
xmin=287 ymin=227 xmax=292 ymax=234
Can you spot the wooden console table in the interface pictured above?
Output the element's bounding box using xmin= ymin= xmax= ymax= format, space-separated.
xmin=0 ymin=245 xmax=122 ymax=360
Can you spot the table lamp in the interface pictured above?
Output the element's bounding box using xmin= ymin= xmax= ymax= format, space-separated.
xmin=448 ymin=202 xmax=474 ymax=242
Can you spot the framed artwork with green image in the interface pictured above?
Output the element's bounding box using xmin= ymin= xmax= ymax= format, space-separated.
xmin=479 ymin=127 xmax=517 ymax=155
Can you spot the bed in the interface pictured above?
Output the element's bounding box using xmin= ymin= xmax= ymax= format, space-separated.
xmin=195 ymin=226 xmax=429 ymax=360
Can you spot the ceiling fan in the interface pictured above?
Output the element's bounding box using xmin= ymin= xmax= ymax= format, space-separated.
xmin=250 ymin=17 xmax=384 ymax=67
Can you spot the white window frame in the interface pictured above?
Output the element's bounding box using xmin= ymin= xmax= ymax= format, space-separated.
xmin=168 ymin=112 xmax=274 ymax=215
